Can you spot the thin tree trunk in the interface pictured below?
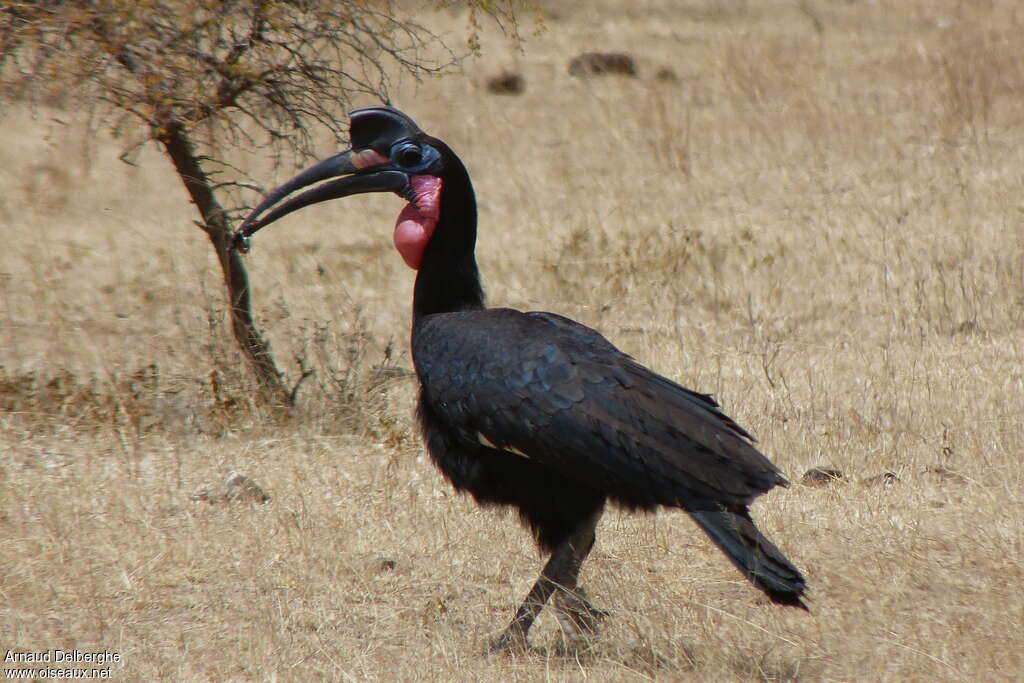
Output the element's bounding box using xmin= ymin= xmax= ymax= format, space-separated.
xmin=158 ymin=120 xmax=289 ymax=404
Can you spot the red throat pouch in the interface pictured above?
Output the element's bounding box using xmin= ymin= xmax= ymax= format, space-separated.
xmin=394 ymin=175 xmax=442 ymax=269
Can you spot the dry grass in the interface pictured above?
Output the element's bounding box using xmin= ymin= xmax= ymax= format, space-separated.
xmin=2 ymin=1 xmax=1023 ymax=680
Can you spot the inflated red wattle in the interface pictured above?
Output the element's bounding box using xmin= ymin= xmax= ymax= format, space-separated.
xmin=393 ymin=175 xmax=442 ymax=269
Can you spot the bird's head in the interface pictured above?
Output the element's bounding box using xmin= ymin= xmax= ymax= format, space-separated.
xmin=232 ymin=106 xmax=460 ymax=269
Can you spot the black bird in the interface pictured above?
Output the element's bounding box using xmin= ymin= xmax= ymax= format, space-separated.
xmin=233 ymin=107 xmax=807 ymax=651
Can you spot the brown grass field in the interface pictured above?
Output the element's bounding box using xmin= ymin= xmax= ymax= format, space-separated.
xmin=2 ymin=1 xmax=1023 ymax=680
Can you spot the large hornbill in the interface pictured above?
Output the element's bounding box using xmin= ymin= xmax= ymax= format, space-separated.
xmin=233 ymin=107 xmax=807 ymax=651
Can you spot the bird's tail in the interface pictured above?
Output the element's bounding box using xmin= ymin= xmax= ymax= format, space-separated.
xmin=687 ymin=502 xmax=808 ymax=609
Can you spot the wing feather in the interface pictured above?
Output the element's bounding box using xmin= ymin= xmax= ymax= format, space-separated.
xmin=413 ymin=308 xmax=787 ymax=509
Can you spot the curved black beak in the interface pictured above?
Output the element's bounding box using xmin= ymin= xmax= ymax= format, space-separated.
xmin=230 ymin=149 xmax=407 ymax=253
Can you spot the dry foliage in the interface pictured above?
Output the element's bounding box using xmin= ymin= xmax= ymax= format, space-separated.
xmin=2 ymin=1 xmax=1023 ymax=680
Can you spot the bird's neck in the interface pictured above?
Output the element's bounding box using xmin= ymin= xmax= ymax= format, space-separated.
xmin=412 ymin=161 xmax=485 ymax=322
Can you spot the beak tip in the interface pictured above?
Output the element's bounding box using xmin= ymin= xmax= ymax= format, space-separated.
xmin=230 ymin=230 xmax=252 ymax=254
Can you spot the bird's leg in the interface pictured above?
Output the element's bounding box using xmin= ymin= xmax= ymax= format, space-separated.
xmin=488 ymin=557 xmax=562 ymax=653
xmin=551 ymin=509 xmax=608 ymax=647
xmin=491 ymin=507 xmax=604 ymax=653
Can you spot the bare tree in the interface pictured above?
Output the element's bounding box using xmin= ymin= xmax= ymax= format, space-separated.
xmin=0 ymin=0 xmax=523 ymax=403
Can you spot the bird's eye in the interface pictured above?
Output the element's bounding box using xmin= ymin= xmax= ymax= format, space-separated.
xmin=395 ymin=145 xmax=423 ymax=168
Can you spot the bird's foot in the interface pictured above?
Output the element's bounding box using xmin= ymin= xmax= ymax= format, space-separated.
xmin=488 ymin=624 xmax=533 ymax=656
xmin=554 ymin=586 xmax=608 ymax=646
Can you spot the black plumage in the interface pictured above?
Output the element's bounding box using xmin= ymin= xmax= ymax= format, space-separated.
xmin=234 ymin=106 xmax=807 ymax=650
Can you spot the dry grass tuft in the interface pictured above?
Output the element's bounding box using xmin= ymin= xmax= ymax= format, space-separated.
xmin=2 ymin=1 xmax=1023 ymax=680
xmin=486 ymin=71 xmax=527 ymax=95
xmin=567 ymin=52 xmax=638 ymax=78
